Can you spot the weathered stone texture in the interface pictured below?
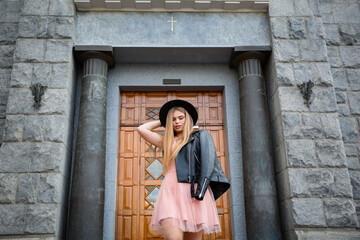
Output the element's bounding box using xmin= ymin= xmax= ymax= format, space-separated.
xmin=7 ymin=88 xmax=36 ymax=114
xmin=324 ymin=24 xmax=341 ymax=45
xmin=49 ymin=0 xmax=75 ymax=16
xmin=339 ymin=118 xmax=359 ymax=143
xmin=282 ymin=113 xmax=302 ymax=139
xmin=346 ymin=69 xmax=360 ymax=91
xmin=25 ymin=205 xmax=57 ymax=233
xmin=332 ymin=3 xmax=360 ymax=24
xmin=288 ymin=18 xmax=306 ymax=39
xmin=335 ymin=92 xmax=346 ymax=104
xmin=324 ymin=199 xmax=357 ymax=227
xmin=0 ymin=69 xmax=11 ymax=88
xmin=273 ymin=40 xmax=300 ymax=62
xmin=0 ymin=205 xmax=26 ymax=234
xmin=350 ymin=171 xmax=360 ymax=199
xmin=33 ymin=63 xmax=51 ymax=86
xmin=45 ymin=115 xmax=67 ymax=142
xmin=38 ymin=17 xmax=56 ymax=39
xmin=339 ymin=24 xmax=360 ymax=45
xmin=56 ymin=17 xmax=75 ymax=39
xmin=309 ymin=87 xmax=337 ymax=112
xmin=292 ymin=198 xmax=326 ymax=227
xmin=316 ymin=140 xmax=347 ymax=167
xmin=38 ymin=174 xmax=61 ymax=203
xmin=348 ymin=92 xmax=360 ymax=115
xmin=307 ymin=17 xmax=325 ymax=39
xmin=345 ymin=144 xmax=358 ymax=157
xmin=0 ymin=174 xmax=18 ymax=203
xmin=278 ymin=87 xmax=308 ymax=112
xmin=271 ymin=17 xmax=288 ymax=39
xmin=275 ymin=63 xmax=294 ymax=86
xmin=18 ymin=16 xmax=38 ymax=38
xmin=16 ymin=174 xmax=38 ymax=203
xmin=10 ymin=63 xmax=32 ymax=87
xmin=0 ymin=23 xmax=18 ymax=45
xmin=0 ymin=143 xmax=32 ymax=172
xmin=340 ymin=46 xmax=360 ymax=68
xmin=299 ymin=40 xmax=328 ymax=61
xmin=3 ymin=115 xmax=25 ymax=142
xmin=24 ymin=115 xmax=46 ymax=142
xmin=286 ymin=140 xmax=317 ymax=167
xmin=45 ymin=40 xmax=73 ymax=62
xmin=22 ymin=0 xmax=49 ymax=16
xmin=31 ymin=143 xmax=65 ymax=173
xmin=294 ymin=63 xmax=333 ymax=86
xmin=50 ymin=64 xmax=70 ymax=88
xmin=302 ymin=113 xmax=323 ymax=139
xmin=39 ymin=89 xmax=69 ymax=115
xmin=320 ymin=113 xmax=342 ymax=139
xmin=14 ymin=39 xmax=45 ymax=63
xmin=268 ymin=0 xmax=295 ymax=17
xmin=331 ymin=68 xmax=347 ymax=91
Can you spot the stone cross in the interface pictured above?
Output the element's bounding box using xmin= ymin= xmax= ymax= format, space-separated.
xmin=168 ymin=17 xmax=177 ymax=32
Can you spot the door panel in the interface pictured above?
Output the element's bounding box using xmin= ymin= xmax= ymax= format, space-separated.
xmin=116 ymin=92 xmax=231 ymax=240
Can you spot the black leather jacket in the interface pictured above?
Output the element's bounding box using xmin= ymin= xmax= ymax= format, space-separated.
xmin=174 ymin=130 xmax=230 ymax=200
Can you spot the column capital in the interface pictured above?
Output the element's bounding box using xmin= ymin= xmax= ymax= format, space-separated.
xmin=74 ymin=45 xmax=115 ymax=67
xmin=229 ymin=46 xmax=271 ymax=68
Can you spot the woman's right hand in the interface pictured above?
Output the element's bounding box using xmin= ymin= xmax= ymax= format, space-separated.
xmin=137 ymin=120 xmax=163 ymax=148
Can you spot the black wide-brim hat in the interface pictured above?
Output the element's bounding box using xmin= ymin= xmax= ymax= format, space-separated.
xmin=159 ymin=99 xmax=198 ymax=127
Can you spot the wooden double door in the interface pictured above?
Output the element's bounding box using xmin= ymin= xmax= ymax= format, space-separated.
xmin=116 ymin=91 xmax=231 ymax=239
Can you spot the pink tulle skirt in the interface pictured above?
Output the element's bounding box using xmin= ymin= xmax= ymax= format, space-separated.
xmin=150 ymin=159 xmax=221 ymax=234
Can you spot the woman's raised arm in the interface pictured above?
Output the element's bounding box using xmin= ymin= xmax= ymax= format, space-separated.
xmin=137 ymin=120 xmax=163 ymax=148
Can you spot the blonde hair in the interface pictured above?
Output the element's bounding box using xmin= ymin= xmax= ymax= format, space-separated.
xmin=162 ymin=107 xmax=194 ymax=171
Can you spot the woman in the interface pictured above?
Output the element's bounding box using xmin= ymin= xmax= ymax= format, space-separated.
xmin=137 ymin=100 xmax=228 ymax=240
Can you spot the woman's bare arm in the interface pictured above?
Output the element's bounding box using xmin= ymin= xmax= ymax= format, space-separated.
xmin=137 ymin=120 xmax=163 ymax=148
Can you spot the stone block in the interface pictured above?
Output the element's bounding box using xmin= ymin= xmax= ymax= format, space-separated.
xmin=278 ymin=87 xmax=308 ymax=111
xmin=275 ymin=63 xmax=295 ymax=86
xmin=350 ymin=171 xmax=360 ymax=199
xmin=294 ymin=0 xmax=312 ymax=16
xmin=339 ymin=118 xmax=359 ymax=143
xmin=0 ymin=205 xmax=26 ymax=234
xmin=0 ymin=143 xmax=32 ymax=173
xmin=0 ymin=89 xmax=9 ymax=106
xmin=288 ymin=17 xmax=306 ymax=39
xmin=14 ymin=39 xmax=45 ymax=63
xmin=0 ymin=45 xmax=14 ymax=57
xmin=319 ymin=3 xmax=332 ymax=14
xmin=39 ymin=89 xmax=69 ymax=115
xmin=324 ymin=199 xmax=357 ymax=227
xmin=281 ymin=112 xmax=302 ymax=139
xmin=0 ymin=57 xmax=13 ymax=68
xmin=38 ymin=173 xmax=61 ymax=203
xmin=347 ymin=157 xmax=360 ymax=170
xmin=22 ymin=0 xmax=49 ymax=16
xmin=49 ymin=0 xmax=75 ymax=16
xmin=31 ymin=142 xmax=65 ymax=172
xmin=307 ymin=17 xmax=325 ymax=39
xmin=45 ymin=40 xmax=73 ymax=63
xmin=294 ymin=63 xmax=333 ymax=86
xmin=273 ymin=40 xmax=300 ymax=62
xmin=269 ymin=0 xmax=295 ymax=17
xmin=346 ymin=69 xmax=360 ymax=91
xmin=328 ymin=57 xmax=342 ymax=68
xmin=55 ymin=17 xmax=75 ymax=39
xmin=0 ymin=174 xmax=18 ymax=203
xmin=33 ymin=63 xmax=51 ymax=86
xmin=332 ymin=3 xmax=360 ymax=24
xmin=18 ymin=16 xmax=38 ymax=38
xmin=339 ymin=24 xmax=360 ymax=45
xmin=270 ymin=17 xmax=288 ymax=39
xmin=316 ymin=140 xmax=347 ymax=167
xmin=38 ymin=17 xmax=56 ymax=39
xmin=348 ymin=92 xmax=360 ymax=116
xmin=0 ymin=69 xmax=11 ymax=88
xmin=327 ymin=46 xmax=339 ymax=57
xmin=50 ymin=63 xmax=70 ymax=88
xmin=302 ymin=113 xmax=323 ymax=139
xmin=25 ymin=205 xmax=57 ymax=234
xmin=340 ymin=46 xmax=360 ymax=68
xmin=7 ymin=88 xmax=37 ymax=114
xmin=324 ymin=24 xmax=341 ymax=45
xmin=286 ymin=140 xmax=317 ymax=167
xmin=320 ymin=13 xmax=334 ymax=24
xmin=331 ymin=68 xmax=347 ymax=91
xmin=299 ymin=39 xmax=328 ymax=61
xmin=309 ymin=87 xmax=337 ymax=112
xmin=330 ymin=168 xmax=353 ymax=198
xmin=344 ymin=144 xmax=357 ymax=157
xmin=338 ymin=104 xmax=351 ymax=117
xmin=3 ymin=115 xmax=25 ymax=142
xmin=10 ymin=63 xmax=33 ymax=87
xmin=0 ymin=23 xmax=18 ymax=45
xmin=24 ymin=115 xmax=46 ymax=142
xmin=335 ymin=92 xmax=346 ymax=104
xmin=16 ymin=174 xmax=38 ymax=204
xmin=292 ymin=198 xmax=326 ymax=227
xmin=44 ymin=115 xmax=67 ymax=142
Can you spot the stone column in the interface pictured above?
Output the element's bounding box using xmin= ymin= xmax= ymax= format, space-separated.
xmin=68 ymin=51 xmax=113 ymax=239
xmin=236 ymin=52 xmax=282 ymax=240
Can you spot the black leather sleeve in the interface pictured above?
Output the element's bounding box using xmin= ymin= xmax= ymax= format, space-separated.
xmin=194 ymin=130 xmax=215 ymax=200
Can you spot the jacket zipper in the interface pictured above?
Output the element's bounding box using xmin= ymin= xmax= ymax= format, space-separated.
xmin=199 ymin=178 xmax=208 ymax=199
xmin=188 ymin=143 xmax=192 ymax=182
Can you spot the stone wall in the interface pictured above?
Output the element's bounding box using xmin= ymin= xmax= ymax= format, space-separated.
xmin=318 ymin=0 xmax=360 ymax=229
xmin=0 ymin=0 xmax=76 ymax=239
xmin=0 ymin=0 xmax=21 ymax=146
xmin=268 ymin=0 xmax=360 ymax=239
